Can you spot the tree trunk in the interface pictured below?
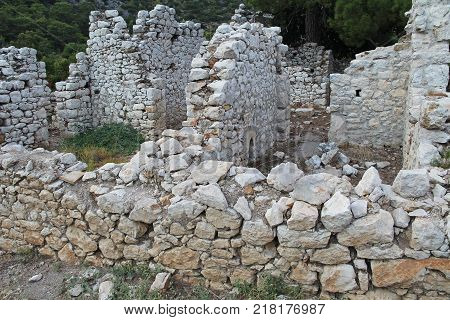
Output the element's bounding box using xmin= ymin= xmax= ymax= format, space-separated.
xmin=304 ymin=4 xmax=321 ymax=43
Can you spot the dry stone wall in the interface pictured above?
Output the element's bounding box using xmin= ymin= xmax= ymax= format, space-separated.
xmin=287 ymin=43 xmax=333 ymax=107
xmin=0 ymin=47 xmax=50 ymax=146
xmin=0 ymin=140 xmax=448 ymax=299
xmin=184 ymin=21 xmax=290 ymax=165
xmin=329 ymin=0 xmax=449 ymax=166
xmin=402 ymin=0 xmax=450 ymax=169
xmin=328 ymin=41 xmax=410 ymax=147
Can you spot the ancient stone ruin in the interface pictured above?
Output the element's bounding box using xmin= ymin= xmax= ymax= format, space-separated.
xmin=0 ymin=1 xmax=449 ymax=299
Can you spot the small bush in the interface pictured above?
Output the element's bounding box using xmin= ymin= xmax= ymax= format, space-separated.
xmin=60 ymin=123 xmax=144 ymax=170
xmin=431 ymin=148 xmax=450 ymax=169
xmin=233 ymin=275 xmax=305 ymax=300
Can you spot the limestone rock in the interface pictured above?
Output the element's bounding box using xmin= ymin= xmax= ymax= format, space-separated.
xmin=234 ymin=168 xmax=266 ymax=187
xmin=355 ymin=167 xmax=382 ymax=196
xmin=290 ymin=173 xmax=344 ymax=205
xmin=159 ymin=247 xmax=200 ymax=270
xmin=150 ymin=273 xmax=171 ymax=291
xmin=337 ymin=210 xmax=394 ymax=247
xmin=287 ymin=201 xmax=318 ymax=231
xmin=205 ymin=208 xmax=242 ymax=230
xmin=192 ymin=184 xmax=228 ymax=210
xmin=321 ymin=192 xmax=353 ymax=232
xmin=356 ymin=244 xmax=403 ymax=260
xmin=168 ymin=200 xmax=206 ymax=222
xmin=241 ymin=245 xmax=276 ymax=265
xmin=129 ymin=197 xmax=161 ymax=224
xmin=190 ymin=160 xmax=232 ymax=184
xmin=320 ymin=265 xmax=358 ymax=293
xmin=290 ymin=261 xmax=317 ymax=285
xmin=99 ymin=238 xmax=123 ymax=260
xmin=99 ymin=281 xmax=114 ymax=300
xmin=60 ymin=171 xmax=84 ymax=184
xmin=392 ymin=208 xmax=410 ymax=228
xmin=242 ymin=220 xmax=275 ymax=246
xmin=194 ymin=221 xmax=216 ymax=240
xmin=311 ymin=244 xmax=351 ymax=265
xmin=410 ymin=217 xmax=445 ymax=251
xmin=123 ymin=242 xmax=151 ymax=261
xmin=277 ymin=225 xmax=331 ymax=248
xmin=350 ymin=200 xmax=368 ymax=218
xmin=160 ymin=138 xmax=183 ymax=156
xmin=267 ymin=162 xmax=304 ymax=192
xmin=66 ymin=226 xmax=97 ymax=253
xmin=97 ymin=189 xmax=133 ymax=214
xmin=118 ymin=216 xmax=148 ymax=239
xmin=392 ymin=169 xmax=430 ymax=198
xmin=233 ymin=197 xmax=252 ymax=221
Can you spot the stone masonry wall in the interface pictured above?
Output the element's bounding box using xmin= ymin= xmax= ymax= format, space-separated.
xmin=53 ymin=6 xmax=204 ymax=138
xmin=184 ymin=21 xmax=290 ymax=165
xmin=287 ymin=43 xmax=333 ymax=107
xmin=0 ymin=139 xmax=448 ymax=298
xmin=328 ymin=41 xmax=410 ymax=147
xmin=0 ymin=47 xmax=50 ymax=146
xmin=402 ymin=0 xmax=450 ymax=169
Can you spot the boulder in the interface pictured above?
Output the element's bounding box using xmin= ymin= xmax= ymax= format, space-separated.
xmin=267 ymin=162 xmax=304 ymax=192
xmin=287 ymin=201 xmax=318 ymax=231
xmin=234 ymin=168 xmax=266 ymax=187
xmin=392 ymin=169 xmax=430 ymax=198
xmin=337 ymin=210 xmax=394 ymax=247
xmin=190 ymin=160 xmax=232 ymax=184
xmin=290 ymin=173 xmax=345 ymax=205
xmin=321 ymin=192 xmax=353 ymax=232
xmin=355 ymin=167 xmax=382 ymax=196
xmin=350 ymin=199 xmax=368 ymax=218
xmin=410 ymin=217 xmax=445 ymax=251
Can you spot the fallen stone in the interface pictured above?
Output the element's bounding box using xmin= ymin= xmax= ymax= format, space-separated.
xmin=160 ymin=138 xmax=183 ymax=156
xmin=99 ymin=281 xmax=114 ymax=300
xmin=234 ymin=168 xmax=266 ymax=187
xmin=192 ymin=184 xmax=228 ymax=210
xmin=69 ymin=284 xmax=83 ymax=297
xmin=355 ymin=167 xmax=382 ymax=196
xmin=60 ymin=171 xmax=84 ymax=184
xmin=150 ymin=273 xmax=171 ymax=291
xmin=342 ymin=164 xmax=358 ymax=176
xmin=190 ymin=160 xmax=232 ymax=184
xmin=28 ymin=273 xmax=43 ymax=283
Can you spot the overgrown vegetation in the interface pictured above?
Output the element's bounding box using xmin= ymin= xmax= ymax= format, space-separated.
xmin=233 ymin=275 xmax=306 ymax=300
xmin=432 ymin=148 xmax=450 ymax=169
xmin=60 ymin=123 xmax=144 ymax=170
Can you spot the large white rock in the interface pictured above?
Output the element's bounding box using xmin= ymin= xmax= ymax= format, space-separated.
xmin=160 ymin=138 xmax=183 ymax=156
xmin=267 ymin=162 xmax=304 ymax=192
xmin=242 ymin=220 xmax=275 ymax=246
xmin=392 ymin=208 xmax=410 ymax=228
xmin=99 ymin=281 xmax=114 ymax=300
xmin=410 ymin=217 xmax=445 ymax=251
xmin=233 ymin=197 xmax=252 ymax=221
xmin=392 ymin=169 xmax=430 ymax=198
xmin=321 ymin=192 xmax=353 ymax=232
xmin=290 ymin=173 xmax=347 ymax=205
xmin=192 ymin=184 xmax=228 ymax=210
xmin=287 ymin=201 xmax=318 ymax=231
xmin=168 ymin=200 xmax=206 ymax=222
xmin=277 ymin=225 xmax=331 ymax=248
xmin=97 ymin=189 xmax=133 ymax=214
xmin=205 ymin=208 xmax=242 ymax=229
xmin=129 ymin=197 xmax=161 ymax=224
xmin=337 ymin=210 xmax=394 ymax=247
xmin=355 ymin=167 xmax=382 ymax=196
xmin=350 ymin=199 xmax=368 ymax=218
xmin=190 ymin=160 xmax=232 ymax=184
xmin=234 ymin=168 xmax=266 ymax=187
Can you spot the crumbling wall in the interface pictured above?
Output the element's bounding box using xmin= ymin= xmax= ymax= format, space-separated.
xmin=0 ymin=141 xmax=448 ymax=298
xmin=53 ymin=6 xmax=204 ymax=139
xmin=184 ymin=22 xmax=290 ymax=165
xmin=328 ymin=42 xmax=410 ymax=147
xmin=402 ymin=0 xmax=450 ymax=168
xmin=287 ymin=43 xmax=333 ymax=107
xmin=0 ymin=47 xmax=49 ymax=146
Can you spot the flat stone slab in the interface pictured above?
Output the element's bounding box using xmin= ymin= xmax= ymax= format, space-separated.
xmin=60 ymin=171 xmax=85 ymax=184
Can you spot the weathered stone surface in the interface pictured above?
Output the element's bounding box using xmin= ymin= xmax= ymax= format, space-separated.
xmin=287 ymin=201 xmax=318 ymax=231
xmin=160 ymin=138 xmax=183 ymax=156
xmin=233 ymin=197 xmax=252 ymax=221
xmin=337 ymin=210 xmax=394 ymax=247
xmin=60 ymin=171 xmax=85 ymax=184
xmin=159 ymin=247 xmax=200 ymax=270
xmin=267 ymin=162 xmax=304 ymax=192
xmin=320 ymin=265 xmax=358 ymax=293
xmin=168 ymin=200 xmax=206 ymax=222
xmin=234 ymin=168 xmax=266 ymax=187
xmin=356 ymin=244 xmax=403 ymax=260
xmin=99 ymin=281 xmax=114 ymax=300
xmin=129 ymin=197 xmax=161 ymax=224
xmin=205 ymin=208 xmax=242 ymax=229
xmin=230 ymin=268 xmax=256 ymax=284
xmin=123 ymin=242 xmax=151 ymax=261
xmin=355 ymin=167 xmax=382 ymax=196
xmin=194 ymin=221 xmax=216 ymax=240
xmin=118 ymin=216 xmax=148 ymax=238
xmin=371 ymin=259 xmax=450 ymax=288
xmin=241 ymin=245 xmax=276 ymax=265
xmin=392 ymin=208 xmax=410 ymax=228
xmin=290 ymin=173 xmax=343 ymax=205
xmin=392 ymin=169 xmax=430 ymax=198
xmin=192 ymin=184 xmax=228 ymax=210
xmin=190 ymin=160 xmax=232 ymax=184
xmin=66 ymin=226 xmax=97 ymax=253
xmin=85 ymin=211 xmax=109 ymax=237
xmin=321 ymin=192 xmax=353 ymax=232
xmin=350 ymin=199 xmax=368 ymax=218
xmin=99 ymin=238 xmax=123 ymax=260
xmin=97 ymin=189 xmax=133 ymax=214
xmin=290 ymin=261 xmax=318 ymax=285
xmin=241 ymin=220 xmax=275 ymax=246
xmin=277 ymin=225 xmax=331 ymax=248
xmin=410 ymin=217 xmax=446 ymax=250
xmin=150 ymin=273 xmax=171 ymax=291
xmin=311 ymin=244 xmax=351 ymax=265
xmin=265 ymin=202 xmax=285 ymax=227
xmin=58 ymin=243 xmax=79 ymax=265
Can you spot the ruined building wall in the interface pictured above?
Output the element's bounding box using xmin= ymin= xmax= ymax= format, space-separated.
xmin=53 ymin=6 xmax=204 ymax=138
xmin=0 ymin=47 xmax=50 ymax=146
xmin=287 ymin=43 xmax=333 ymax=107
xmin=402 ymin=0 xmax=450 ymax=169
xmin=0 ymin=141 xmax=448 ymax=299
xmin=184 ymin=22 xmax=290 ymax=165
xmin=328 ymin=42 xmax=410 ymax=147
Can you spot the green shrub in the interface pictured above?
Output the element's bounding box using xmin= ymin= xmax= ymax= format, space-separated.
xmin=432 ymin=148 xmax=450 ymax=169
xmin=60 ymin=123 xmax=144 ymax=170
xmin=233 ymin=275 xmax=305 ymax=300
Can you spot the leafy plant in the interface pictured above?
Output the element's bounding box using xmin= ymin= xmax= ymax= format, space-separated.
xmin=233 ymin=275 xmax=305 ymax=300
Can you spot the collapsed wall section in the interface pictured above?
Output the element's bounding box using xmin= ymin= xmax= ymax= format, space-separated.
xmin=287 ymin=43 xmax=333 ymax=107
xmin=328 ymin=42 xmax=410 ymax=147
xmin=184 ymin=22 xmax=290 ymax=165
xmin=0 ymin=47 xmax=50 ymax=146
xmin=402 ymin=0 xmax=450 ymax=168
